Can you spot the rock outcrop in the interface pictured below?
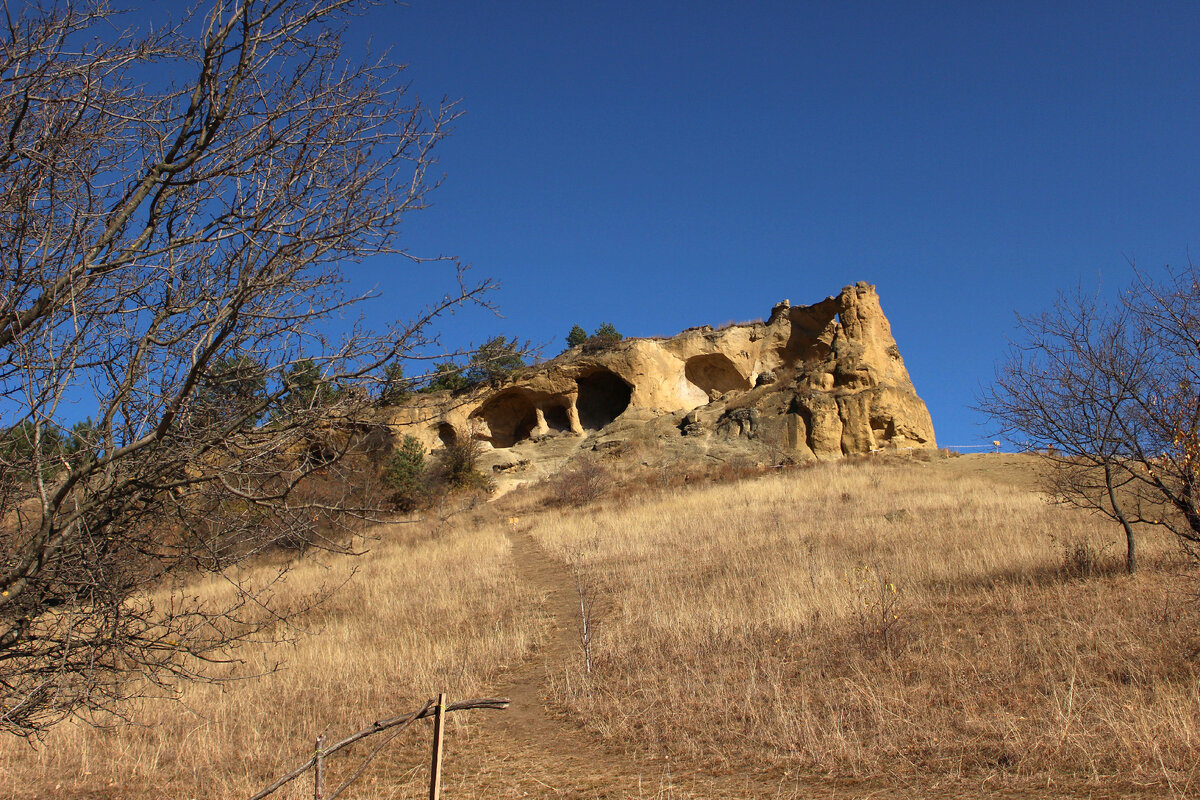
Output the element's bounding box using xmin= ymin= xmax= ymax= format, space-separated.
xmin=386 ymin=283 xmax=935 ymax=479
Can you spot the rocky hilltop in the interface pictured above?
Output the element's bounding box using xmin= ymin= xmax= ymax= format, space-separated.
xmin=387 ymin=282 xmax=935 ymax=486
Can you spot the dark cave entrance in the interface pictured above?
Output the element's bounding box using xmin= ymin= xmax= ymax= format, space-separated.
xmin=576 ymin=369 xmax=632 ymax=431
xmin=436 ymin=422 xmax=458 ymax=448
xmin=475 ymin=390 xmax=539 ymax=448
xmin=544 ymin=404 xmax=572 ymax=433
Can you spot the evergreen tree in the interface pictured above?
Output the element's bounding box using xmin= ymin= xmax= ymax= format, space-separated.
xmin=283 ymin=358 xmax=324 ymax=410
xmin=379 ymin=362 xmax=410 ymax=405
xmin=0 ymin=421 xmax=66 ymax=480
xmin=565 ymin=324 xmax=588 ymax=349
xmin=421 ymin=362 xmax=471 ymax=393
xmin=196 ymin=354 xmax=267 ymax=428
xmin=592 ymin=322 xmax=622 ymax=342
xmin=64 ymin=418 xmax=98 ymax=463
xmin=383 ymin=435 xmax=427 ymax=510
xmin=464 ymin=336 xmax=525 ymax=385
xmin=582 ymin=322 xmax=623 ymax=352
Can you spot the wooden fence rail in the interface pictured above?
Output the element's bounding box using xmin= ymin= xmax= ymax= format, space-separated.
xmin=245 ymin=696 xmax=510 ymax=800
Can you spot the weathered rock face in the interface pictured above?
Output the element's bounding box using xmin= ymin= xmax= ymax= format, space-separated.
xmin=386 ymin=283 xmax=935 ymax=470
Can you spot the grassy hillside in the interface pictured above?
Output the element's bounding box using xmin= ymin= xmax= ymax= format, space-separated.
xmin=533 ymin=455 xmax=1199 ymax=789
xmin=1 ymin=453 xmax=1196 ymax=798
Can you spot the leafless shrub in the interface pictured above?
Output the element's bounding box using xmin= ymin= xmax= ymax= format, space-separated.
xmin=1052 ymin=535 xmax=1114 ymax=580
xmin=546 ymin=460 xmax=613 ymax=508
xmin=845 ymin=564 xmax=907 ymax=659
xmin=433 ymin=436 xmax=494 ymax=494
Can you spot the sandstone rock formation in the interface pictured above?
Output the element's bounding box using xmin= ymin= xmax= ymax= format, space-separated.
xmin=385 ymin=283 xmax=935 ymax=482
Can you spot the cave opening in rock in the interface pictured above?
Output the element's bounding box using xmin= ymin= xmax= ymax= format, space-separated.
xmin=436 ymin=423 xmax=458 ymax=448
xmin=869 ymin=413 xmax=895 ymax=441
xmin=778 ymin=301 xmax=839 ymax=367
xmin=685 ymin=353 xmax=751 ymax=396
xmin=474 ymin=390 xmax=539 ymax=448
xmin=544 ymin=404 xmax=571 ymax=432
xmin=576 ymin=369 xmax=632 ymax=431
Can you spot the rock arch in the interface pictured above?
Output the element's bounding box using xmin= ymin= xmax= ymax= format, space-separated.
xmin=575 ymin=369 xmax=632 ymax=431
xmin=684 ymin=353 xmax=750 ymax=396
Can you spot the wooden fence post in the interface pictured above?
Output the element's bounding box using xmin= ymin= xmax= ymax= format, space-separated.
xmin=313 ymin=734 xmax=325 ymax=800
xmin=428 ymin=693 xmax=447 ymax=800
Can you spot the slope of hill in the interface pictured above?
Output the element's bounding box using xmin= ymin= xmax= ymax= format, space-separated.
xmin=2 ymin=453 xmax=1196 ymax=799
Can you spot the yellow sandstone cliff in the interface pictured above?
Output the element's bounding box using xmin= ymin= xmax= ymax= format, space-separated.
xmin=387 ymin=282 xmax=935 ymax=466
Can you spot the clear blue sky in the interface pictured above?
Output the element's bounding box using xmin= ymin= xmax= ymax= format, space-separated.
xmin=342 ymin=1 xmax=1198 ymax=449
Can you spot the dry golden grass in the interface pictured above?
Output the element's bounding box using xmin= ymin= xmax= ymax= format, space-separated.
xmin=0 ymin=517 xmax=540 ymax=800
xmin=2 ymin=453 xmax=1199 ymax=797
xmin=531 ymin=457 xmax=1200 ymax=791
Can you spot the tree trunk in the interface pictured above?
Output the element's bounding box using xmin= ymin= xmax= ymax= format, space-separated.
xmin=1105 ymin=461 xmax=1137 ymax=574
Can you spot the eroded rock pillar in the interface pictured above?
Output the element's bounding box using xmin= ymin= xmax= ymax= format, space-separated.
xmin=532 ymin=407 xmax=550 ymax=437
xmin=565 ymin=392 xmax=584 ymax=435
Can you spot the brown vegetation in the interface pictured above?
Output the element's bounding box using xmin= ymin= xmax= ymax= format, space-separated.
xmin=1 ymin=454 xmax=1197 ymax=798
xmin=533 ymin=456 xmax=1200 ymax=791
xmin=0 ymin=515 xmax=536 ymax=799
xmin=982 ymin=263 xmax=1200 ymax=575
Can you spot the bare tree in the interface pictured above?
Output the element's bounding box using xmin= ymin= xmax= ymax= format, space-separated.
xmin=981 ymin=264 xmax=1200 ymax=575
xmin=0 ymin=0 xmax=491 ymax=735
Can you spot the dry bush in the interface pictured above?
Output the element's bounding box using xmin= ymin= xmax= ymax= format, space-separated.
xmin=715 ymin=317 xmax=765 ymax=330
xmin=844 ymin=563 xmax=907 ymax=659
xmin=376 ymin=435 xmax=495 ymax=514
xmin=433 ymin=436 xmax=494 ymax=494
xmin=531 ymin=460 xmax=1200 ymax=790
xmin=519 ymin=441 xmax=773 ymax=513
xmin=0 ymin=520 xmax=539 ymax=800
xmin=545 ymin=459 xmax=613 ymax=508
xmin=614 ymin=454 xmax=766 ymax=499
xmin=1052 ymin=534 xmax=1117 ymax=579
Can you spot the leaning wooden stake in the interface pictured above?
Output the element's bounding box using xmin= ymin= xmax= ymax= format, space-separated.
xmin=429 ymin=693 xmax=447 ymax=800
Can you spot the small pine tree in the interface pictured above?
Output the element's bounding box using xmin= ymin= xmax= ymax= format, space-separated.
xmin=0 ymin=421 xmax=67 ymax=481
xmin=592 ymin=322 xmax=621 ymax=341
xmin=383 ymin=435 xmax=427 ymax=510
xmin=582 ymin=322 xmax=623 ymax=352
xmin=464 ymin=336 xmax=526 ymax=385
xmin=420 ymin=362 xmax=471 ymax=393
xmin=565 ymin=324 xmax=588 ymax=349
xmin=197 ymin=354 xmax=267 ymax=427
xmin=64 ymin=418 xmax=98 ymax=464
xmin=378 ymin=362 xmax=410 ymax=406
xmin=283 ymin=358 xmax=323 ymax=409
